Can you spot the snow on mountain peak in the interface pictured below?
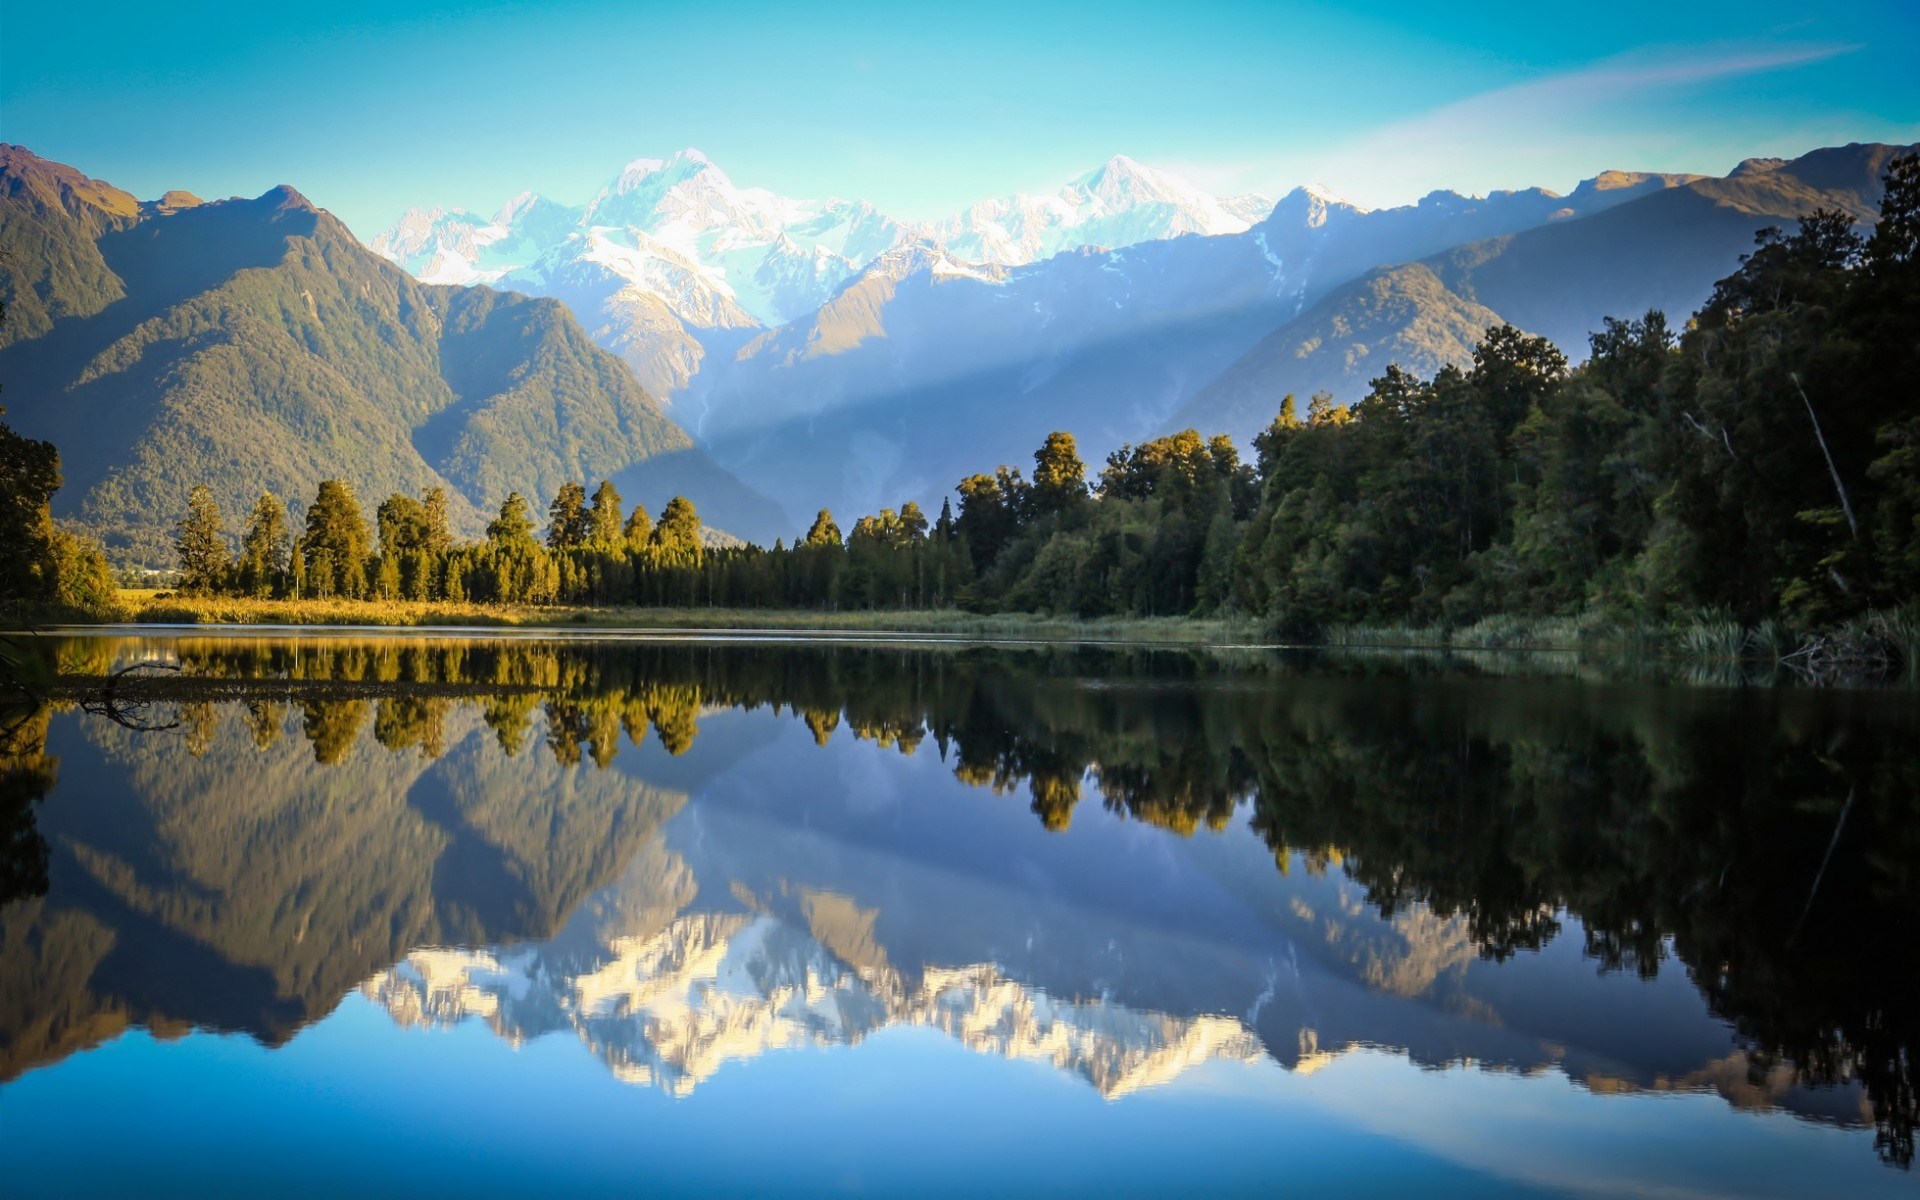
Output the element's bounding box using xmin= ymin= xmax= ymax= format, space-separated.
xmin=608 ymin=147 xmax=722 ymax=194
xmin=493 ymin=190 xmax=545 ymax=224
xmin=363 ymin=908 xmax=1266 ymax=1100
xmin=930 ymin=156 xmax=1273 ymax=266
xmin=371 ymin=149 xmax=1285 ymax=331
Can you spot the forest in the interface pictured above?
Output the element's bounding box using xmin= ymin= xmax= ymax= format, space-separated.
xmin=3 ymin=155 xmax=1916 ymax=652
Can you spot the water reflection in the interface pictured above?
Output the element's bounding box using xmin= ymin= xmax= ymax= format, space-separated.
xmin=1 ymin=634 xmax=1914 ymax=1173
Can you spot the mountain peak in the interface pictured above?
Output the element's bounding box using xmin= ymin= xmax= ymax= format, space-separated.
xmin=1073 ymin=153 xmax=1175 ymax=198
xmin=611 ymin=148 xmax=720 ymax=192
xmin=261 ymin=183 xmax=316 ymax=212
xmin=151 ymin=189 xmax=204 ymax=213
xmin=0 ymin=143 xmax=141 ymax=218
xmin=494 ymin=190 xmax=545 ymax=223
xmin=1091 ymin=152 xmax=1147 ymax=178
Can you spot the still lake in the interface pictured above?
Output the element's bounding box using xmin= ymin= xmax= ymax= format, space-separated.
xmin=0 ymin=632 xmax=1913 ymax=1198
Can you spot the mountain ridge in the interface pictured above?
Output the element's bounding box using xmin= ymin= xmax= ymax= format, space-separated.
xmin=0 ymin=147 xmax=787 ymax=558
xmin=1170 ymin=140 xmax=1916 ymax=445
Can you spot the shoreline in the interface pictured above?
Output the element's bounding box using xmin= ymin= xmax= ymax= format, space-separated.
xmin=7 ymin=592 xmax=1910 ymax=682
xmin=15 ymin=593 xmax=1275 ymax=648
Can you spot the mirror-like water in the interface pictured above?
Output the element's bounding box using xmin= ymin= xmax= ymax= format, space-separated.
xmin=1 ymin=634 xmax=1913 ymax=1198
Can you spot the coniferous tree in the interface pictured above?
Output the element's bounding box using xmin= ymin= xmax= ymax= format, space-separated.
xmin=623 ymin=502 xmax=654 ymax=551
xmin=236 ymin=492 xmax=291 ymax=598
xmin=376 ymin=493 xmax=430 ymax=557
xmin=588 ymin=480 xmax=624 ymax=548
xmin=803 ymin=509 xmax=842 ymax=548
xmin=420 ymin=487 xmax=454 ymax=555
xmin=298 ymin=480 xmax=372 ymax=598
xmin=174 ymin=485 xmax=230 ymax=595
xmin=488 ymin=492 xmax=537 ymax=550
xmin=653 ymin=496 xmax=702 ymax=556
xmin=547 ymin=482 xmax=590 ymax=549
xmin=1030 ymin=431 xmax=1089 ymax=518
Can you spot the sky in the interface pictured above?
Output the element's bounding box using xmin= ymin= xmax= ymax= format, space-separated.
xmin=3 ymin=0 xmax=1916 ymax=237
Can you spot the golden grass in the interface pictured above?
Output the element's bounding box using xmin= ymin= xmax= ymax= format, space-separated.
xmin=105 ymin=591 xmax=1269 ymax=646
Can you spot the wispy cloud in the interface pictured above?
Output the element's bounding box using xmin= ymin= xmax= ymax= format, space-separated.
xmin=1201 ymin=42 xmax=1861 ymax=207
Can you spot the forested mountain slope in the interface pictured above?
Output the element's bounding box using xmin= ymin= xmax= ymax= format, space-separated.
xmin=1174 ymin=142 xmax=1914 ymax=445
xmin=0 ymin=146 xmax=786 ymax=560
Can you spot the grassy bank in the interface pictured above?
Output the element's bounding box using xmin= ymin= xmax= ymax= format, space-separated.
xmin=1325 ymin=606 xmax=1920 ymax=682
xmin=46 ymin=591 xmax=1919 ymax=681
xmin=104 ymin=590 xmax=1267 ymax=645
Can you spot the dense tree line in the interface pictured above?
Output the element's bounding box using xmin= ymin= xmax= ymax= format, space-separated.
xmin=173 ymin=155 xmax=1917 ymax=634
xmin=177 ymin=473 xmax=976 ymax=611
xmin=964 ymin=153 xmax=1920 ymax=632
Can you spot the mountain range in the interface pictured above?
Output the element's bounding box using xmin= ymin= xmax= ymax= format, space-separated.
xmin=6 ymin=678 xmax=1868 ymax=1133
xmin=0 ymin=145 xmax=784 ymax=562
xmin=372 ymin=142 xmax=1910 ymax=534
xmin=3 ymin=140 xmax=1910 ymax=554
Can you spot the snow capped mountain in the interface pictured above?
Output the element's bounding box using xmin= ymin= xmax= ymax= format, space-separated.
xmin=927 ymin=154 xmax=1274 ymax=265
xmin=370 ymin=149 xmax=911 ymax=332
xmin=368 ymin=151 xmax=1276 ymax=333
xmin=370 ymin=194 xmax=586 ymax=285
xmin=365 ymin=908 xmax=1264 ymax=1098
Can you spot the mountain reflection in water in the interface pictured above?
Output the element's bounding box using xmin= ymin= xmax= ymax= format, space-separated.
xmin=0 ymin=634 xmax=1914 ymax=1179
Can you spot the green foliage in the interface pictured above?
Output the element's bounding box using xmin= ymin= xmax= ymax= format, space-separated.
xmin=1029 ymin=431 xmax=1088 ymax=517
xmin=622 ymin=502 xmax=653 ymax=551
xmin=652 ymin=496 xmax=701 ymax=557
xmin=174 ymin=485 xmax=231 ymax=595
xmin=587 ymin=481 xmax=623 ymax=549
xmin=44 ymin=529 xmax=118 ymax=618
xmin=0 ymin=153 xmax=713 ymax=566
xmin=546 ymin=481 xmax=589 ymax=549
xmin=298 ymin=480 xmax=373 ymax=599
xmin=487 ymin=492 xmax=537 ymax=550
xmin=236 ymin=493 xmax=292 ymax=598
xmin=0 ymin=414 xmax=61 ymax=609
xmin=147 ymin=155 xmax=1920 ymax=645
xmin=0 ymin=404 xmax=117 ymax=619
xmin=803 ymin=509 xmax=842 ymax=548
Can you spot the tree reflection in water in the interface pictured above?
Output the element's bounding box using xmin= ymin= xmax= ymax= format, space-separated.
xmin=0 ymin=634 xmax=1913 ymax=1168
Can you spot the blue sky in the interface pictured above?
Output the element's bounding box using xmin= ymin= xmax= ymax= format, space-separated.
xmin=3 ymin=0 xmax=1915 ymax=236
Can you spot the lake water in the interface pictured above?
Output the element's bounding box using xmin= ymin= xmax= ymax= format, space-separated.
xmin=1 ymin=632 xmax=1913 ymax=1198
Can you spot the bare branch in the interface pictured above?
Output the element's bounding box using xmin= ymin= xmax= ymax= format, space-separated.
xmin=1792 ymin=372 xmax=1859 ymax=542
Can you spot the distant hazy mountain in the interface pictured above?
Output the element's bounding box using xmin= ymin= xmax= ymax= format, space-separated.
xmin=368 ymin=151 xmax=1279 ymax=419
xmin=0 ymin=145 xmax=786 ymax=561
xmin=926 ymin=154 xmax=1273 ymax=265
xmin=677 ymin=157 xmax=1750 ymax=526
xmin=1173 ymin=142 xmax=1913 ymax=446
xmin=355 ymin=140 xmax=1910 ymax=533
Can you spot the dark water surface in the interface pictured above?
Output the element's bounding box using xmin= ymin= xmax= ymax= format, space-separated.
xmin=1 ymin=633 xmax=1914 ymax=1198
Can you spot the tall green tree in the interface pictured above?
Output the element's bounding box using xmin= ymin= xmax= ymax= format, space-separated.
xmin=299 ymin=480 xmax=372 ymax=599
xmin=236 ymin=492 xmax=291 ymax=598
xmin=420 ymin=487 xmax=454 ymax=555
xmin=955 ymin=467 xmax=1028 ymax=573
xmin=174 ymin=485 xmax=230 ymax=595
xmin=547 ymin=481 xmax=590 ymax=549
xmin=803 ymin=509 xmax=843 ymax=548
xmin=375 ymin=493 xmax=431 ymax=557
xmin=1030 ymin=431 xmax=1088 ymax=517
xmin=488 ymin=492 xmax=538 ymax=550
xmin=0 ymin=414 xmax=61 ymax=608
xmin=623 ymin=502 xmax=654 ymax=552
xmin=652 ymin=496 xmax=702 ymax=558
xmin=587 ymin=481 xmax=624 ymax=548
